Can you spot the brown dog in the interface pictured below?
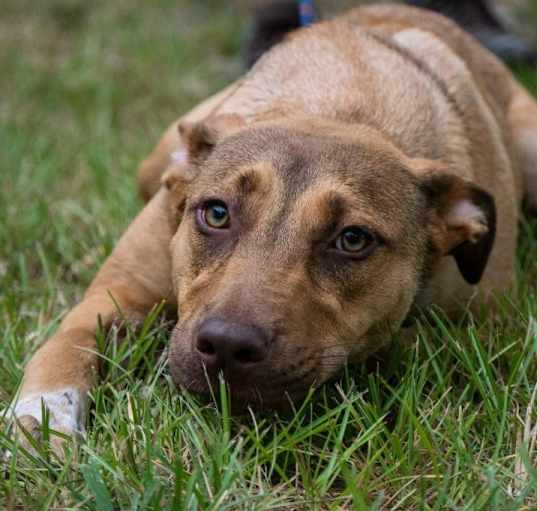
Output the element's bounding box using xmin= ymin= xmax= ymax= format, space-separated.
xmin=12 ymin=5 xmax=537 ymax=451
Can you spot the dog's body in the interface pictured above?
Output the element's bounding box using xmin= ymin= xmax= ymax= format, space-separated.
xmin=12 ymin=5 xmax=537 ymax=450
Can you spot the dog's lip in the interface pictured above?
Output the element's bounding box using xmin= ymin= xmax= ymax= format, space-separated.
xmin=175 ymin=363 xmax=313 ymax=408
xmin=183 ymin=380 xmax=310 ymax=409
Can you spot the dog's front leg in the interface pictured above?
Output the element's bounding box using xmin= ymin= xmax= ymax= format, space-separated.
xmin=11 ymin=189 xmax=176 ymax=454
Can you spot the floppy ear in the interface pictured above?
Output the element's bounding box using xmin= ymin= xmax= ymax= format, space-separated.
xmin=162 ymin=114 xmax=246 ymax=225
xmin=178 ymin=113 xmax=246 ymax=164
xmin=418 ymin=169 xmax=496 ymax=285
xmin=164 ymin=113 xmax=246 ymax=191
xmin=159 ymin=163 xmax=197 ymax=228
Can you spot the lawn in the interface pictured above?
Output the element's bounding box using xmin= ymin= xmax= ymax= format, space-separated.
xmin=1 ymin=1 xmax=536 ymax=509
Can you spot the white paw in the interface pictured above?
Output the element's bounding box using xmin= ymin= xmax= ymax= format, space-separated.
xmin=11 ymin=388 xmax=86 ymax=437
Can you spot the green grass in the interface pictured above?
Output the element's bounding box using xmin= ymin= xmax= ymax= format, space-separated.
xmin=1 ymin=1 xmax=537 ymax=509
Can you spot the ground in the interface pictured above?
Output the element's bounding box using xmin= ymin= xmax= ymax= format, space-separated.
xmin=1 ymin=1 xmax=536 ymax=509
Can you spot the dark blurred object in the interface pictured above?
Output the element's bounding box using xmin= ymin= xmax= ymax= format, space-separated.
xmin=244 ymin=0 xmax=537 ymax=67
xmin=244 ymin=1 xmax=301 ymax=68
xmin=49 ymin=0 xmax=89 ymax=31
xmin=407 ymin=0 xmax=537 ymax=64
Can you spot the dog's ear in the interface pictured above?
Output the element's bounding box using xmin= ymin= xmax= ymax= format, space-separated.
xmin=162 ymin=114 xmax=246 ymax=225
xmin=414 ymin=161 xmax=496 ymax=284
xmin=160 ymin=164 xmax=197 ymax=226
xmin=178 ymin=113 xmax=246 ymax=164
xmin=162 ymin=114 xmax=246 ymax=192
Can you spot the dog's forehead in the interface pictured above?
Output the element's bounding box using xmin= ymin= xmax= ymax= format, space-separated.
xmin=200 ymin=126 xmax=423 ymax=217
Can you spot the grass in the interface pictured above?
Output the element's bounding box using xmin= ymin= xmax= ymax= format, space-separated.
xmin=1 ymin=1 xmax=536 ymax=509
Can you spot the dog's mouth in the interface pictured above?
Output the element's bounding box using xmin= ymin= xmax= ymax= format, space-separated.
xmin=168 ymin=320 xmax=326 ymax=408
xmin=170 ymin=352 xmax=320 ymax=408
xmin=183 ymin=375 xmax=314 ymax=411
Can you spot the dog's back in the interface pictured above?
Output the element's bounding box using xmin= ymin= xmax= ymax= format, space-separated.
xmin=242 ymin=6 xmax=515 ymax=174
xmin=343 ymin=5 xmax=514 ymax=127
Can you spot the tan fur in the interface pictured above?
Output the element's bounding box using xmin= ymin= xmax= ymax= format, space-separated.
xmin=13 ymin=5 xmax=537 ymax=450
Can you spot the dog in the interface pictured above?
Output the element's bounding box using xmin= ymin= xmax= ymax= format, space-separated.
xmin=11 ymin=4 xmax=537 ymax=454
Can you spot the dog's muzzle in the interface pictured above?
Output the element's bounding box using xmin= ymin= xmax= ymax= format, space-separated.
xmin=168 ymin=316 xmax=322 ymax=407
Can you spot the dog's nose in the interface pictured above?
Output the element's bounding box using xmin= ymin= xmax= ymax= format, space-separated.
xmin=195 ymin=319 xmax=269 ymax=375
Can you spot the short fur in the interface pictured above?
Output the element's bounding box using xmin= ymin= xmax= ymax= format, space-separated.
xmin=12 ymin=5 xmax=537 ymax=453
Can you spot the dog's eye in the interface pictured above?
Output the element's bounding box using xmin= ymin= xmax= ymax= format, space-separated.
xmin=335 ymin=227 xmax=376 ymax=255
xmin=202 ymin=201 xmax=230 ymax=229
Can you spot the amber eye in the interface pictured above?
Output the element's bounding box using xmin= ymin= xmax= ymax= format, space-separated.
xmin=335 ymin=227 xmax=376 ymax=254
xmin=202 ymin=201 xmax=230 ymax=229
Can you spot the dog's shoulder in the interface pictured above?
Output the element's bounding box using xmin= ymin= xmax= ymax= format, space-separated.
xmin=341 ymin=4 xmax=514 ymax=116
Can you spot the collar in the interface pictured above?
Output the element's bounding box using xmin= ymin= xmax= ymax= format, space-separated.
xmin=299 ymin=0 xmax=316 ymax=26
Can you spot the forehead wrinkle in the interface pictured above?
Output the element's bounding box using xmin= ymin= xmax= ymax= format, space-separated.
xmin=238 ymin=161 xmax=290 ymax=247
xmin=192 ymin=160 xmax=281 ymax=202
xmin=347 ymin=169 xmax=422 ymax=238
xmin=231 ymin=161 xmax=279 ymax=198
xmin=229 ymin=161 xmax=289 ymax=248
xmin=287 ymin=178 xmax=348 ymax=239
xmin=288 ymin=177 xmax=412 ymax=243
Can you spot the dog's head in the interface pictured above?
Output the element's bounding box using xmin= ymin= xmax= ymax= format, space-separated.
xmin=164 ymin=114 xmax=495 ymax=406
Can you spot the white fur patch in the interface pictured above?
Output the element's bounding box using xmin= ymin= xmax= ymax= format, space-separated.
xmin=447 ymin=199 xmax=485 ymax=225
xmin=12 ymin=389 xmax=86 ymax=435
xmin=170 ymin=149 xmax=188 ymax=164
xmin=447 ymin=199 xmax=488 ymax=243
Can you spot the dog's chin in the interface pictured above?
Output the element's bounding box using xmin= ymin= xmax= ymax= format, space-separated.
xmin=169 ymin=355 xmax=314 ymax=411
xmin=189 ymin=382 xmax=309 ymax=412
xmin=175 ymin=371 xmax=313 ymax=410
xmin=168 ymin=328 xmax=338 ymax=410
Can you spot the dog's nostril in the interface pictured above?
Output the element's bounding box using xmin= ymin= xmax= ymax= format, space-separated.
xmin=235 ymin=347 xmax=261 ymax=364
xmin=196 ymin=337 xmax=216 ymax=356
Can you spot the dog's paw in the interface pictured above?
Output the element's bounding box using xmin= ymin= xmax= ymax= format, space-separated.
xmin=10 ymin=389 xmax=86 ymax=460
xmin=12 ymin=415 xmax=80 ymax=461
